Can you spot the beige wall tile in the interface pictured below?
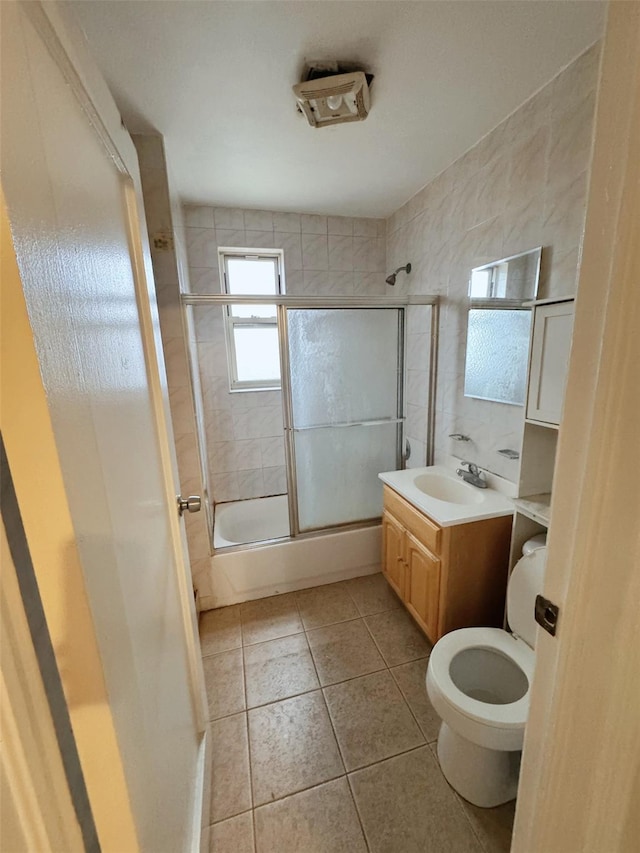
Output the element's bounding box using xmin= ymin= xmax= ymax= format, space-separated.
xmin=384 ymin=48 xmax=598 ymax=484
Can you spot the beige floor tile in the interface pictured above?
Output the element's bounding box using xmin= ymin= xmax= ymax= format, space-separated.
xmin=200 ymin=605 xmax=242 ymax=657
xmin=306 ymin=619 xmax=386 ymax=686
xmin=390 ymin=657 xmax=440 ymax=742
xmin=241 ymin=593 xmax=303 ymax=645
xmin=210 ymin=713 xmax=252 ymax=822
xmin=344 ymin=573 xmax=402 ymax=617
xmin=295 ymin=582 xmax=359 ymax=629
xmin=203 ymin=648 xmax=245 ymax=720
xmin=209 ymin=811 xmax=254 ymax=853
xmin=254 ymin=778 xmax=367 ymax=853
xmin=349 ymin=747 xmax=482 ymax=853
xmin=244 ymin=633 xmax=319 ymax=708
xmin=323 ymin=670 xmax=424 ymax=771
xmin=458 ymin=795 xmax=516 ymax=853
xmin=365 ymin=608 xmax=432 ymax=667
xmin=200 ymin=824 xmax=209 ymax=853
xmin=248 ymin=691 xmax=344 ymax=806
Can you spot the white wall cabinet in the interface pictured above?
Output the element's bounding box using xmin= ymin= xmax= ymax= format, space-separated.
xmin=526 ymin=299 xmax=575 ymax=426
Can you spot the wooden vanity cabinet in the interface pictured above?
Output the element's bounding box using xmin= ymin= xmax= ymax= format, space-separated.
xmin=381 ymin=485 xmax=512 ymax=644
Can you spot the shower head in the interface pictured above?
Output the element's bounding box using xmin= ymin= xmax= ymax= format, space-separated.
xmin=385 ymin=263 xmax=412 ymax=286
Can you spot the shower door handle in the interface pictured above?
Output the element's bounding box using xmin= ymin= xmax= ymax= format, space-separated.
xmin=177 ymin=495 xmax=202 ymax=516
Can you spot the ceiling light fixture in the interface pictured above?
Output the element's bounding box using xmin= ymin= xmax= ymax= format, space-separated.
xmin=293 ymin=69 xmax=372 ymax=129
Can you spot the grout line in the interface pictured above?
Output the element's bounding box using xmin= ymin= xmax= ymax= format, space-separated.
xmin=208 ymin=804 xmax=253 ymax=828
xmin=253 ymin=771 xmax=349 ymax=812
xmin=360 ymin=611 xmax=393 ymax=666
xmin=346 ymin=742 xmax=435 ymax=850
xmin=343 ymin=740 xmax=431 ymax=778
xmin=247 ymin=742 xmax=437 ymax=820
xmin=347 ymin=742 xmax=431 ymax=779
xmin=302 ymin=617 xmax=349 ymax=782
xmin=240 ymin=644 xmax=257 ymax=853
xmin=206 ymin=577 xmax=509 ymax=847
xmin=201 ymin=642 xmax=243 ymax=661
xmin=205 ymin=579 xmax=449 ymax=850
xmin=241 ymin=628 xmax=305 ymax=648
xmin=455 ymin=791 xmax=491 ymax=853
xmin=387 ymin=658 xmax=434 ymax=742
xmin=345 ymin=773 xmax=371 ymax=852
xmin=426 ymin=742 xmax=489 ymax=853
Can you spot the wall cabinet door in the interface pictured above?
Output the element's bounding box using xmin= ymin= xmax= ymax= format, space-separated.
xmin=527 ymin=300 xmax=575 ymax=425
xmin=404 ymin=532 xmax=440 ymax=643
xmin=382 ymin=510 xmax=405 ymax=598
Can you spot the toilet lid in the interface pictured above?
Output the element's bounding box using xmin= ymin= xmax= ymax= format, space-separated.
xmin=507 ymin=548 xmax=546 ymax=648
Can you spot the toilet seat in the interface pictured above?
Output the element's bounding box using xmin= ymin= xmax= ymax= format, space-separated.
xmin=427 ymin=627 xmax=535 ymax=751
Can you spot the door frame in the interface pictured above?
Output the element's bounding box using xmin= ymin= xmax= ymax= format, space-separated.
xmin=512 ymin=2 xmax=640 ymax=849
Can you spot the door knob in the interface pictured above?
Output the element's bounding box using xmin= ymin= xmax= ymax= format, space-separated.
xmin=177 ymin=495 xmax=202 ymax=516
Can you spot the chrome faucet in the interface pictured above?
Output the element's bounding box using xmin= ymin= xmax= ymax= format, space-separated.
xmin=456 ymin=461 xmax=488 ymax=489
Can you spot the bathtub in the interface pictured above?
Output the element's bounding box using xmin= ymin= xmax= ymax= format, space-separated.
xmin=214 ymin=495 xmax=290 ymax=549
xmin=201 ymin=495 xmax=381 ymax=609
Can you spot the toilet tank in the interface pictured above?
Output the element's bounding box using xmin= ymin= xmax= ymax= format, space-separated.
xmin=507 ymin=548 xmax=547 ymax=648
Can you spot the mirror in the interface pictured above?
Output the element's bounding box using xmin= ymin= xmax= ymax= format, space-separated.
xmin=463 ymin=247 xmax=541 ymax=406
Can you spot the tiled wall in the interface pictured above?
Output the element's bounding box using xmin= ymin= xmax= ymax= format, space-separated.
xmin=134 ymin=135 xmax=213 ymax=600
xmin=184 ymin=206 xmax=387 ymax=503
xmin=386 ymin=44 xmax=600 ymax=482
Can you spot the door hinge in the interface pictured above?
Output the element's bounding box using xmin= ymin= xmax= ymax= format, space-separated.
xmin=535 ymin=595 xmax=559 ymax=636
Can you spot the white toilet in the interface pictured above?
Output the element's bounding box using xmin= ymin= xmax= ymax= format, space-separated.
xmin=426 ymin=545 xmax=546 ymax=808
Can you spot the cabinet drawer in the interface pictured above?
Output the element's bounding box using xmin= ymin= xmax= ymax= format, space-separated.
xmin=383 ymin=485 xmax=441 ymax=555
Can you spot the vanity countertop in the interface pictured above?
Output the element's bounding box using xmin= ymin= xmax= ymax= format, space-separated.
xmin=378 ymin=465 xmax=514 ymax=527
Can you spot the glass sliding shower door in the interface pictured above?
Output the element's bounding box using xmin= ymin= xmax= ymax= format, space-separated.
xmin=284 ymin=308 xmax=404 ymax=533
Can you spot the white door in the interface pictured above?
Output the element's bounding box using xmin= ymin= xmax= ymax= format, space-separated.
xmin=1 ymin=3 xmax=205 ymax=851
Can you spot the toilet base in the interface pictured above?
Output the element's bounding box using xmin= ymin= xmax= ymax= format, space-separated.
xmin=436 ymin=722 xmax=521 ymax=808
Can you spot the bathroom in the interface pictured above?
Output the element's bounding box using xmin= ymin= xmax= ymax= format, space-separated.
xmin=2 ymin=1 xmax=638 ymax=852
xmin=130 ymin=0 xmax=595 ymax=842
xmin=77 ymin=0 xmax=600 ymax=848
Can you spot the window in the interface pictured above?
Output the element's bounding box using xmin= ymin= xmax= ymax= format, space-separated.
xmin=220 ymin=251 xmax=284 ymax=390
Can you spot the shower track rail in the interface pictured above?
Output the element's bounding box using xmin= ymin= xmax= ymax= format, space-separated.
xmin=181 ymin=293 xmax=440 ymax=545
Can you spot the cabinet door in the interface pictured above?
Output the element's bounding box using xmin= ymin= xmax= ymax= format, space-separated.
xmin=405 ymin=532 xmax=440 ymax=643
xmin=381 ymin=510 xmax=405 ymax=599
xmin=527 ymin=301 xmax=575 ymax=425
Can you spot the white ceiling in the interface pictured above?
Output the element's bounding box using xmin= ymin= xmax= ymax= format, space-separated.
xmin=69 ymin=0 xmax=604 ymax=217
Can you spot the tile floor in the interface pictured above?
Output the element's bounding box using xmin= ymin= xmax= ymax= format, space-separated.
xmin=200 ymin=573 xmax=515 ymax=853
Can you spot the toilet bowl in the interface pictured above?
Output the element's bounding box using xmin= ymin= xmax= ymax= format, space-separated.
xmin=426 ymin=547 xmax=546 ymax=808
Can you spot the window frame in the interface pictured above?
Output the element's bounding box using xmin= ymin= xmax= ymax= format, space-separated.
xmin=219 ymin=249 xmax=285 ymax=391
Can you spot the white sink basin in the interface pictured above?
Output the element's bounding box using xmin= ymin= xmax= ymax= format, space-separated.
xmin=378 ymin=465 xmax=514 ymax=527
xmin=413 ymin=472 xmax=485 ymax=505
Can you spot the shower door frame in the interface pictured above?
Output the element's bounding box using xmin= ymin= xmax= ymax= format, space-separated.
xmin=181 ymin=294 xmax=440 ymax=550
xmin=279 ymin=304 xmax=407 ymax=538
